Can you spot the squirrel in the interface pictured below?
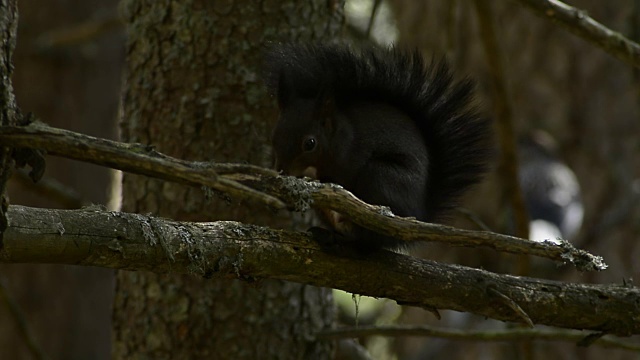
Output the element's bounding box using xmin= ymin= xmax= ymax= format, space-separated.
xmin=263 ymin=43 xmax=493 ymax=251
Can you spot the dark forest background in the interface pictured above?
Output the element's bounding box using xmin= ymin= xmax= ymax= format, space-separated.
xmin=1 ymin=0 xmax=638 ymax=359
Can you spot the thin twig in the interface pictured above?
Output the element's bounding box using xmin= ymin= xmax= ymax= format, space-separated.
xmin=319 ymin=325 xmax=640 ymax=352
xmin=13 ymin=170 xmax=86 ymax=208
xmin=305 ymin=182 xmax=606 ymax=271
xmin=0 ymin=281 xmax=48 ymax=360
xmin=365 ymin=0 xmax=383 ymax=38
xmin=34 ymin=12 xmax=122 ymax=52
xmin=455 ymin=207 xmax=493 ymax=231
xmin=512 ymin=0 xmax=640 ymax=68
xmin=488 ymin=287 xmax=534 ymax=328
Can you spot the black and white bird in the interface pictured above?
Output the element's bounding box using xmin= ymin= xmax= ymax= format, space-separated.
xmin=519 ymin=131 xmax=583 ymax=244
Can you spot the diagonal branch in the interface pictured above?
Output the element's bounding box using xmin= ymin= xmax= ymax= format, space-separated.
xmin=0 ymin=121 xmax=286 ymax=209
xmin=303 ymin=183 xmax=605 ymax=271
xmin=512 ymin=0 xmax=640 ymax=68
xmin=0 ymin=281 xmax=48 ymax=360
xmin=0 ymin=205 xmax=637 ymax=335
xmin=0 ymin=122 xmax=607 ymax=270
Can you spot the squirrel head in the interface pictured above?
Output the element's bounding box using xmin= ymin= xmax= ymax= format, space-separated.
xmin=271 ymin=70 xmax=337 ymax=179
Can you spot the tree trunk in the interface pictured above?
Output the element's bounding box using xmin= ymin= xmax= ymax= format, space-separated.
xmin=112 ymin=1 xmax=344 ymax=358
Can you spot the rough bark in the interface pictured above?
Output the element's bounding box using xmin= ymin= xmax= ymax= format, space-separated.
xmin=3 ymin=205 xmax=640 ymax=337
xmin=0 ymin=0 xmax=17 ymax=234
xmin=113 ymin=1 xmax=344 ymax=358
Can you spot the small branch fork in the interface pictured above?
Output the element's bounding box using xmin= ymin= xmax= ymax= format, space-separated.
xmin=512 ymin=0 xmax=640 ymax=68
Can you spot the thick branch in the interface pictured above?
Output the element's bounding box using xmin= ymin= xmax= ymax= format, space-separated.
xmin=512 ymin=0 xmax=640 ymax=68
xmin=0 ymin=122 xmax=607 ymax=271
xmin=1 ymin=205 xmax=638 ymax=335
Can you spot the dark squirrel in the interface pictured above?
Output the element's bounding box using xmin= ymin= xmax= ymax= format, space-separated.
xmin=264 ymin=43 xmax=493 ymax=251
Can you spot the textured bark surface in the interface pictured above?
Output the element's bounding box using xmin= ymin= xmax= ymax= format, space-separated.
xmin=3 ymin=205 xmax=640 ymax=336
xmin=0 ymin=0 xmax=18 ymax=215
xmin=113 ymin=1 xmax=344 ymax=358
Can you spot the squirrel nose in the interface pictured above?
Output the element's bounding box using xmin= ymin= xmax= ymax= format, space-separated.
xmin=302 ymin=166 xmax=317 ymax=179
xmin=284 ymin=165 xmax=318 ymax=179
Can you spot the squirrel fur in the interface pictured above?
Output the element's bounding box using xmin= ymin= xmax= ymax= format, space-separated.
xmin=264 ymin=43 xmax=493 ymax=250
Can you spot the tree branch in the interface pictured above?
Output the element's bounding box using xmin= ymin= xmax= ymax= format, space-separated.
xmin=512 ymin=0 xmax=640 ymax=68
xmin=0 ymin=122 xmax=607 ymax=270
xmin=320 ymin=325 xmax=640 ymax=352
xmin=0 ymin=121 xmax=287 ymax=209
xmin=0 ymin=205 xmax=637 ymax=335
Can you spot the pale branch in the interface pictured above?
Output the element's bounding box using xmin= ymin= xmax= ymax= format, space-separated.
xmin=319 ymin=325 xmax=640 ymax=352
xmin=33 ymin=11 xmax=121 ymax=52
xmin=455 ymin=207 xmax=493 ymax=232
xmin=0 ymin=122 xmax=607 ymax=270
xmin=512 ymin=0 xmax=640 ymax=68
xmin=303 ymin=183 xmax=605 ymax=271
xmin=1 ymin=205 xmax=638 ymax=335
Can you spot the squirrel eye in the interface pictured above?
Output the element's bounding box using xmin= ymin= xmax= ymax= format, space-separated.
xmin=302 ymin=137 xmax=317 ymax=152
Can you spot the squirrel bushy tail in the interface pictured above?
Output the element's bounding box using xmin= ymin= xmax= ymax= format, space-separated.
xmin=264 ymin=43 xmax=492 ymax=222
